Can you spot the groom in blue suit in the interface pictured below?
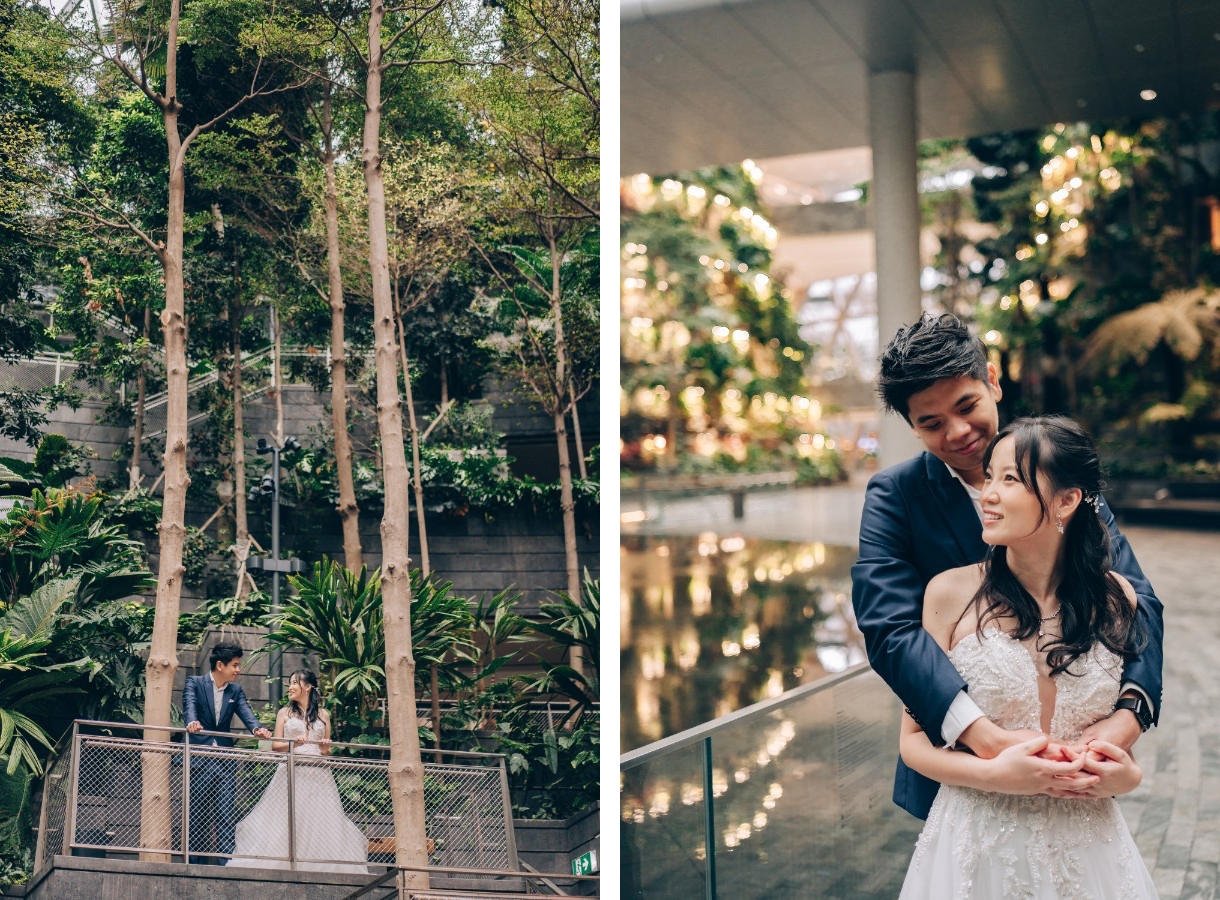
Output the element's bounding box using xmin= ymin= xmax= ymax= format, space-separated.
xmin=182 ymin=640 xmax=271 ymax=864
xmin=852 ymin=314 xmax=1164 ymax=820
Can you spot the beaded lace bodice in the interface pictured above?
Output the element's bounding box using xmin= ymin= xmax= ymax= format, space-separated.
xmin=901 ymin=628 xmax=1155 ymax=899
xmin=283 ymin=715 xmax=326 ymax=756
xmin=947 ymin=628 xmax=1125 ymax=741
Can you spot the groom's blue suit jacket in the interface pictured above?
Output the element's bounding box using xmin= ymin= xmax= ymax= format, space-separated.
xmin=851 ymin=451 xmax=1165 ymax=820
xmin=182 ymin=674 xmax=262 ymax=749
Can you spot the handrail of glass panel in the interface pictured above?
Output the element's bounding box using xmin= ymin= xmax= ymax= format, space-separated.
xmin=620 ymin=661 xmax=872 ymax=767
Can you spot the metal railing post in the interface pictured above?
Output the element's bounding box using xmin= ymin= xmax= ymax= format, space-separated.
xmin=63 ymin=724 xmax=81 ymax=856
xmin=497 ymin=753 xmax=520 ymax=871
xmin=33 ymin=753 xmax=54 ymax=869
xmin=702 ymin=737 xmax=717 ymax=900
xmin=286 ymin=744 xmax=296 ymax=869
xmin=181 ymin=735 xmax=192 ymax=862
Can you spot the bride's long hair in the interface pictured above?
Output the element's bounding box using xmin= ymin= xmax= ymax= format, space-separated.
xmin=288 ymin=668 xmax=321 ymax=727
xmin=967 ymin=416 xmax=1145 ymax=676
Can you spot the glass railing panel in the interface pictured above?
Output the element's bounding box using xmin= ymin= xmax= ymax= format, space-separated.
xmin=707 ymin=667 xmax=920 ymax=898
xmin=620 ymin=740 xmax=710 ymax=899
xmin=622 ymin=666 xmax=924 ymax=899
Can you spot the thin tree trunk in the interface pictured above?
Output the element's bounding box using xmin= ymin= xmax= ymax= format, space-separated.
xmin=141 ymin=4 xmax=188 ymax=855
xmin=129 ymin=306 xmax=149 ymax=490
xmin=362 ymin=6 xmax=428 ymax=886
xmin=393 ymin=282 xmax=430 ymax=575
xmin=546 ymin=236 xmax=582 ymax=675
xmin=322 ymin=78 xmax=363 ymax=572
xmin=569 ymin=374 xmax=586 ymax=480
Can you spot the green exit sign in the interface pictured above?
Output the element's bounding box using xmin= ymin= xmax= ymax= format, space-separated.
xmin=571 ymin=849 xmax=599 ymax=875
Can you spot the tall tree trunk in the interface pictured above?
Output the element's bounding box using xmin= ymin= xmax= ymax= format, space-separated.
xmin=547 ymin=237 xmax=582 ymax=675
xmin=362 ymin=8 xmax=428 ymax=887
xmin=141 ymin=7 xmax=188 ymax=854
xmin=129 ymin=305 xmax=149 ymax=490
xmin=393 ymin=283 xmax=430 ymax=575
xmin=393 ymin=286 xmax=441 ymax=751
xmin=322 ymin=79 xmax=363 ymax=572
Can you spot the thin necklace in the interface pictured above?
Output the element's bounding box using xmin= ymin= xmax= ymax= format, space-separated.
xmin=1038 ymin=609 xmax=1060 ymax=638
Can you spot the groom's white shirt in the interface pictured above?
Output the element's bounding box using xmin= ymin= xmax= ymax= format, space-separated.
xmin=937 ymin=460 xmax=1153 ymax=747
xmin=211 ymin=674 xmax=226 ymax=724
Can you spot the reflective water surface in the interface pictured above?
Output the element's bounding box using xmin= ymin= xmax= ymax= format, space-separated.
xmin=620 ymin=532 xmax=866 ymax=753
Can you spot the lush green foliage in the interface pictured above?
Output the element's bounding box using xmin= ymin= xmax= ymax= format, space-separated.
xmin=924 ymin=115 xmax=1220 ymax=473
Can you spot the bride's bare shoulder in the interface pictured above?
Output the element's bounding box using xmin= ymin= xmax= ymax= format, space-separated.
xmin=922 ymin=564 xmax=985 ymax=647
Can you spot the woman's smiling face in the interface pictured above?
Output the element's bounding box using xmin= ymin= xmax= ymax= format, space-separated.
xmin=980 ymin=435 xmax=1052 ymax=545
xmin=287 ymin=675 xmax=311 ymax=704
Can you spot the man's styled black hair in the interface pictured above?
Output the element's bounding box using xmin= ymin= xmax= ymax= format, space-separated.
xmin=209 ymin=640 xmax=245 ymax=671
xmin=877 ymin=313 xmax=991 ymax=422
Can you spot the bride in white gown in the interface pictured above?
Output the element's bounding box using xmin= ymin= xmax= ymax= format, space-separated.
xmin=227 ymin=670 xmax=369 ymax=874
xmin=898 ymin=417 xmax=1158 ymax=899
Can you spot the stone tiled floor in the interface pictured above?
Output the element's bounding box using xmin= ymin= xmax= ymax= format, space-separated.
xmin=623 ymin=487 xmax=1220 ymax=898
xmin=1116 ymin=525 xmax=1220 ymax=900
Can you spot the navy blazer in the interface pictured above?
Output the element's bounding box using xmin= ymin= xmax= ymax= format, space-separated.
xmin=182 ymin=674 xmax=262 ymax=748
xmin=851 ymin=451 xmax=1164 ymax=820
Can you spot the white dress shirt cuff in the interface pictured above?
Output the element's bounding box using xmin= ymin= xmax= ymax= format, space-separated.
xmin=940 ymin=690 xmax=986 ymax=747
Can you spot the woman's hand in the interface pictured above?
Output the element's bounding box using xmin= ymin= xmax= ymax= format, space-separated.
xmin=982 ymin=735 xmax=1099 ymax=795
xmin=319 ymin=737 xmax=332 ymax=756
xmin=1045 ymin=739 xmax=1141 ymax=798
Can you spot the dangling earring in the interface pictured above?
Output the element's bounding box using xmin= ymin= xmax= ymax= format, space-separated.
xmin=1056 ymin=514 xmax=1065 ymax=534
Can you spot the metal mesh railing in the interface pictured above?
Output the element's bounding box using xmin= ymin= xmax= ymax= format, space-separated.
xmin=36 ymin=720 xmax=517 ymax=874
xmin=0 ymin=354 xmax=112 ymax=403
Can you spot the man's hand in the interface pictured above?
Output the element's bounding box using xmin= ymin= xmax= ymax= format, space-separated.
xmin=1078 ymin=707 xmax=1142 ymax=753
xmin=980 ymin=735 xmax=1100 ymax=795
xmin=253 ymin=727 xmax=272 ymax=740
xmin=1045 ymin=740 xmax=1142 ymax=798
xmin=186 ymin=721 xmax=203 ymax=734
xmin=958 ymin=717 xmax=1046 ymax=759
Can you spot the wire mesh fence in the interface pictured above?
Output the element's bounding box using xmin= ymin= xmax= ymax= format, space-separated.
xmin=0 ymin=354 xmax=113 ymax=403
xmin=36 ymin=721 xmax=517 ymax=876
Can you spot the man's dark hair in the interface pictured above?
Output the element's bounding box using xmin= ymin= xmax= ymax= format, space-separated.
xmin=209 ymin=641 xmax=245 ymax=671
xmin=877 ymin=313 xmax=990 ymax=422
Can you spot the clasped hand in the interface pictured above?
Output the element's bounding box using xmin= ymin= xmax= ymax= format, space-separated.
xmin=984 ymin=732 xmax=1140 ymax=798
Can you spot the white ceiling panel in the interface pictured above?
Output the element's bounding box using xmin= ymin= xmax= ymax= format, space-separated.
xmin=729 ymin=0 xmax=860 ymax=65
xmin=622 ymin=0 xmax=1220 ymax=173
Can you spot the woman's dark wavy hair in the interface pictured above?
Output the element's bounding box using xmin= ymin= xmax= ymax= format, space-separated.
xmin=288 ymin=669 xmax=321 ymax=726
xmin=968 ymin=415 xmax=1145 ymax=677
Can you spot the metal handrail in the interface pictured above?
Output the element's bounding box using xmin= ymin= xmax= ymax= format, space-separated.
xmin=71 ymin=719 xmax=507 ymax=761
xmin=620 ymin=661 xmax=870 ymax=767
xmin=343 ymin=864 xmax=601 ymax=900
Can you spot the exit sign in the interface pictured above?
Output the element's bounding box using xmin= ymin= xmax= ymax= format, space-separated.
xmin=571 ymin=850 xmax=599 ymax=875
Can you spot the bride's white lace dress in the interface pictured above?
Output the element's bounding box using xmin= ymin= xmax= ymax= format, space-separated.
xmin=899 ymin=629 xmax=1158 ymax=899
xmin=226 ymin=716 xmax=369 ymax=873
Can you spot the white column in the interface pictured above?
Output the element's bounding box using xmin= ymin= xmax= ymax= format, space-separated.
xmin=869 ymin=68 xmax=924 ymax=468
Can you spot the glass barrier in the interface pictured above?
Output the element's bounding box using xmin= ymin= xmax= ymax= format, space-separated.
xmin=621 ymin=665 xmax=922 ymax=900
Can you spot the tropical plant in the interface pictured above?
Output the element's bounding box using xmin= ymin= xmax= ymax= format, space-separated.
xmin=0 ymin=582 xmax=87 ymax=775
xmin=269 ymin=559 xmax=491 ymax=741
xmin=522 ymin=574 xmax=600 ymax=720
xmin=0 ymin=487 xmax=153 ymax=609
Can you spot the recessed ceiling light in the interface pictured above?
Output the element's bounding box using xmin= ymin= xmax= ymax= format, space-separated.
xmin=1077 ymin=99 xmax=1088 ymax=108
xmin=1140 ymin=89 xmax=1157 ymax=101
xmin=1134 ymin=44 xmax=1145 ymax=52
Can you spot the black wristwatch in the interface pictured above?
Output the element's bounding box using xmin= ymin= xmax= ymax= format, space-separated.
xmin=1115 ymin=695 xmax=1153 ymax=732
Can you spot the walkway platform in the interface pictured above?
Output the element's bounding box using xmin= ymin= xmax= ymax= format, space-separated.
xmin=623 ymin=483 xmax=1220 ymax=900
